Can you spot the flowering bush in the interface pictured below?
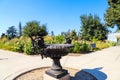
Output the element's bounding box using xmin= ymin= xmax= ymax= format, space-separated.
xmin=95 ymin=41 xmax=109 ymax=50
xmin=0 ymin=36 xmax=117 ymax=55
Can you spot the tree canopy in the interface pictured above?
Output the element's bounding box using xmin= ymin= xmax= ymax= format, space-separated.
xmin=6 ymin=26 xmax=17 ymax=40
xmin=0 ymin=33 xmax=6 ymax=38
xmin=61 ymin=29 xmax=77 ymax=40
xmin=80 ymin=14 xmax=108 ymax=41
xmin=105 ymin=0 xmax=120 ymax=29
xmin=23 ymin=21 xmax=48 ymax=37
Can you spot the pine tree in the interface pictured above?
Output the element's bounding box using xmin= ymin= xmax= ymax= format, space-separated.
xmin=80 ymin=14 xmax=108 ymax=41
xmin=105 ymin=0 xmax=120 ymax=29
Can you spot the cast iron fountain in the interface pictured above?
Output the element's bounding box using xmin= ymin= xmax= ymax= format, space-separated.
xmin=32 ymin=36 xmax=73 ymax=79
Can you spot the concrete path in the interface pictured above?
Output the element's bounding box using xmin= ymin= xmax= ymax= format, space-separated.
xmin=0 ymin=46 xmax=120 ymax=80
xmin=0 ymin=50 xmax=52 ymax=80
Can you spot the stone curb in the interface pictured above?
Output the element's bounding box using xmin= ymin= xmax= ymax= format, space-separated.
xmin=4 ymin=65 xmax=50 ymax=80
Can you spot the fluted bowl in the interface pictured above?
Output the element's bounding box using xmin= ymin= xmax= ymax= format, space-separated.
xmin=44 ymin=44 xmax=73 ymax=58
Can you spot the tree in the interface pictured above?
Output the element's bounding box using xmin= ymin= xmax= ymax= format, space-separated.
xmin=105 ymin=0 xmax=120 ymax=29
xmin=80 ymin=14 xmax=108 ymax=41
xmin=23 ymin=21 xmax=48 ymax=37
xmin=61 ymin=32 xmax=68 ymax=38
xmin=19 ymin=22 xmax=22 ymax=37
xmin=61 ymin=30 xmax=70 ymax=38
xmin=0 ymin=33 xmax=6 ymax=38
xmin=61 ymin=29 xmax=77 ymax=40
xmin=51 ymin=31 xmax=54 ymax=36
xmin=6 ymin=26 xmax=17 ymax=40
xmin=69 ymin=29 xmax=77 ymax=39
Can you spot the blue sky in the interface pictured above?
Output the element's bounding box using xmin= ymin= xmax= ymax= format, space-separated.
xmin=0 ymin=0 xmax=109 ymax=36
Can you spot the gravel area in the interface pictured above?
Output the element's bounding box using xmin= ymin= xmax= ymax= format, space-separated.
xmin=15 ymin=67 xmax=79 ymax=80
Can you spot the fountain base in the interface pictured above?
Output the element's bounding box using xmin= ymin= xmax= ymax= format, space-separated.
xmin=46 ymin=69 xmax=69 ymax=78
xmin=44 ymin=72 xmax=70 ymax=80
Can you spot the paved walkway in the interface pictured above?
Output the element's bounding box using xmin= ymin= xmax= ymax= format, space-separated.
xmin=0 ymin=46 xmax=120 ymax=80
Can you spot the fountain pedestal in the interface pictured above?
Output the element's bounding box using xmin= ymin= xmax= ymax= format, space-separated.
xmin=43 ymin=44 xmax=73 ymax=80
xmin=45 ymin=57 xmax=69 ymax=79
xmin=44 ymin=57 xmax=70 ymax=80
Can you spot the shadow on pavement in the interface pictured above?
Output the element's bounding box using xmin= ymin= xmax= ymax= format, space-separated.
xmin=0 ymin=58 xmax=8 ymax=60
xmin=71 ymin=67 xmax=107 ymax=80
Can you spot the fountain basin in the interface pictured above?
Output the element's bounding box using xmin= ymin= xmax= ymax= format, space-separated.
xmin=44 ymin=44 xmax=73 ymax=58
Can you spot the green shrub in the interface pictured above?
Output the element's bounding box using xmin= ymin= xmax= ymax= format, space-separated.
xmin=0 ymin=42 xmax=4 ymax=49
xmin=0 ymin=36 xmax=115 ymax=55
xmin=0 ymin=37 xmax=34 ymax=55
xmin=0 ymin=37 xmax=7 ymax=43
xmin=72 ymin=42 xmax=81 ymax=53
xmin=54 ymin=35 xmax=65 ymax=44
xmin=13 ymin=40 xmax=24 ymax=53
xmin=72 ymin=42 xmax=90 ymax=53
xmin=95 ymin=41 xmax=109 ymax=50
xmin=107 ymin=41 xmax=117 ymax=46
xmin=24 ymin=42 xmax=33 ymax=55
xmin=44 ymin=36 xmax=54 ymax=44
